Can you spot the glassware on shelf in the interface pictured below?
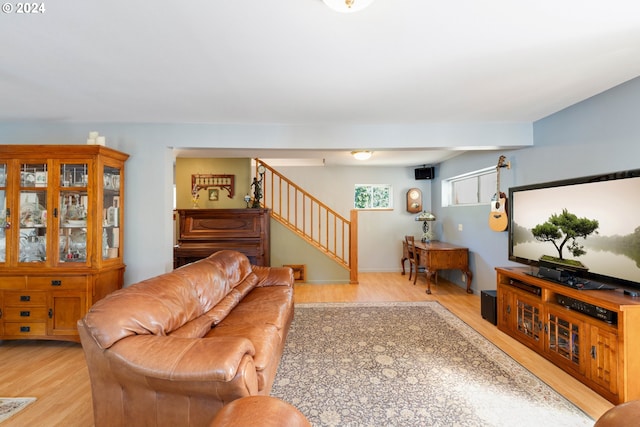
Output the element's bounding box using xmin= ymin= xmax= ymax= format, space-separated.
xmin=19 ymin=230 xmax=46 ymax=262
xmin=60 ymin=193 xmax=87 ymax=227
xmin=60 ymin=228 xmax=87 ymax=262
xmin=102 ymin=229 xmax=109 ymax=258
xmin=60 ymin=163 xmax=88 ymax=187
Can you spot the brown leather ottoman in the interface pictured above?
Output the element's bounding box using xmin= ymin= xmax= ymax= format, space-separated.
xmin=210 ymin=396 xmax=311 ymax=427
xmin=594 ymin=400 xmax=640 ymax=427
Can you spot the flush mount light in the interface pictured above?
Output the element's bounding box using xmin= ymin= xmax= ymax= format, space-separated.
xmin=351 ymin=151 xmax=373 ymax=160
xmin=323 ymin=0 xmax=375 ymax=13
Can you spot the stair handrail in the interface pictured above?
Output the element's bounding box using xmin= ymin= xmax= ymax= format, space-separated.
xmin=255 ymin=159 xmax=358 ymax=283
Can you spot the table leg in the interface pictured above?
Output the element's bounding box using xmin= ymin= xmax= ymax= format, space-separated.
xmin=425 ymin=270 xmax=437 ymax=294
xmin=401 ymin=256 xmax=407 ymax=275
xmin=463 ymin=269 xmax=473 ymax=293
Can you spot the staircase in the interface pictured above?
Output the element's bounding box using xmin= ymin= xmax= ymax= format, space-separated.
xmin=255 ymin=160 xmax=358 ymax=284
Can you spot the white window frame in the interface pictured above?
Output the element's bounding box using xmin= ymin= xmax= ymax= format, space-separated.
xmin=441 ymin=166 xmax=496 ymax=207
xmin=354 ymin=184 xmax=393 ymax=210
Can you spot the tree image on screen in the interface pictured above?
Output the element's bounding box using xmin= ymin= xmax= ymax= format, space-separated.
xmin=531 ymin=209 xmax=599 ymax=266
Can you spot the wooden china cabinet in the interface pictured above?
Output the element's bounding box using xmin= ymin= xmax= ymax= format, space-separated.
xmin=0 ymin=145 xmax=128 ymax=342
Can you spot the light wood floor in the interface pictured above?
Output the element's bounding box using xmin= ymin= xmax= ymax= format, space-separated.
xmin=0 ymin=273 xmax=612 ymax=426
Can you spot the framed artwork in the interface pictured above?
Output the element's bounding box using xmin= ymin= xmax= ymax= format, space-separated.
xmin=208 ymin=188 xmax=219 ymax=201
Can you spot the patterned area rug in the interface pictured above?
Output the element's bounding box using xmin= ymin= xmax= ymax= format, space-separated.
xmin=271 ymin=302 xmax=593 ymax=427
xmin=0 ymin=398 xmax=36 ymax=423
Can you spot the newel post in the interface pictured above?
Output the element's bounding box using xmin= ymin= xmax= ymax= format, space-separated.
xmin=349 ymin=209 xmax=359 ymax=284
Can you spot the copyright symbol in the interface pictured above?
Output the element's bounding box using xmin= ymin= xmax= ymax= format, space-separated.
xmin=2 ymin=3 xmax=13 ymax=13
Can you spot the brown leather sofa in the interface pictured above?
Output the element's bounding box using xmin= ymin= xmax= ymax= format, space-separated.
xmin=77 ymin=250 xmax=294 ymax=427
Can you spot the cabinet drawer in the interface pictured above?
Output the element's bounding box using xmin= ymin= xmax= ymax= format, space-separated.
xmin=3 ymin=291 xmax=47 ymax=306
xmin=4 ymin=322 xmax=47 ymax=336
xmin=28 ymin=276 xmax=87 ymax=290
xmin=4 ymin=306 xmax=49 ymax=321
xmin=0 ymin=276 xmax=27 ymax=289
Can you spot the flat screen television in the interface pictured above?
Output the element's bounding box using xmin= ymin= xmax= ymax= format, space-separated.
xmin=508 ymin=168 xmax=640 ymax=291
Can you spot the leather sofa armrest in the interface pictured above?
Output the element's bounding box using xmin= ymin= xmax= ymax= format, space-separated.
xmin=107 ymin=335 xmax=256 ymax=382
xmin=252 ymin=265 xmax=294 ymax=287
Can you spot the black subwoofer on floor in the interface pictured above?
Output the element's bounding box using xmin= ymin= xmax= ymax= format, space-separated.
xmin=481 ymin=290 xmax=497 ymax=325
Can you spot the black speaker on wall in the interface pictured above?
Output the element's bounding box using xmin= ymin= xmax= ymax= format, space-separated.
xmin=414 ymin=166 xmax=435 ymax=180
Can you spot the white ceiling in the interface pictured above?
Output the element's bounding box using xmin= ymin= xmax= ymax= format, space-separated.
xmin=2 ymin=0 xmax=640 ymax=165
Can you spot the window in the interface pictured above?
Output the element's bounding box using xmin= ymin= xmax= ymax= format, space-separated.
xmin=354 ymin=184 xmax=392 ymax=209
xmin=442 ymin=167 xmax=496 ymax=207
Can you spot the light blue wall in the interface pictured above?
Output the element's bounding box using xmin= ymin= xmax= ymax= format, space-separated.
xmin=274 ymin=163 xmax=432 ymax=282
xmin=0 ymin=122 xmax=531 ymax=286
xmin=2 ymin=75 xmax=635 ymax=289
xmin=432 ymin=77 xmax=640 ymax=292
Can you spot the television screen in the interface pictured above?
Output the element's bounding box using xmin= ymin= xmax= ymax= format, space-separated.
xmin=508 ymin=169 xmax=640 ymax=289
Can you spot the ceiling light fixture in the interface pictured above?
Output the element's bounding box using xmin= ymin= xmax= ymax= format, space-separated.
xmin=323 ymin=0 xmax=375 ymax=13
xmin=351 ymin=150 xmax=373 ymax=161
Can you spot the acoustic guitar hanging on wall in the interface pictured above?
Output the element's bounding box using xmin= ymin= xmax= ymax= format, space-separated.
xmin=489 ymin=155 xmax=509 ymax=232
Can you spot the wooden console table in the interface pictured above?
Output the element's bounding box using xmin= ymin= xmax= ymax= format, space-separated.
xmin=401 ymin=240 xmax=473 ymax=294
xmin=496 ymin=267 xmax=640 ymax=403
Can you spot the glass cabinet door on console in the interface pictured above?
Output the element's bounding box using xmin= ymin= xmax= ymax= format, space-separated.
xmin=546 ymin=309 xmax=585 ymax=376
xmin=517 ymin=296 xmax=541 ymax=340
xmin=0 ymin=145 xmax=128 ymax=342
xmin=514 ymin=292 xmax=544 ymax=351
xmin=499 ymin=286 xmax=544 ymax=352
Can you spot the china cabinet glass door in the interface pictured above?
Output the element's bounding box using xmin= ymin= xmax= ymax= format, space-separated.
xmin=102 ymin=165 xmax=121 ymax=261
xmin=19 ymin=163 xmax=48 ymax=264
xmin=0 ymin=162 xmax=7 ymax=263
xmin=58 ymin=163 xmax=89 ymax=264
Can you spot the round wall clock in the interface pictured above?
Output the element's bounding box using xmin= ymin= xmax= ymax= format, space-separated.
xmin=406 ymin=188 xmax=422 ymax=213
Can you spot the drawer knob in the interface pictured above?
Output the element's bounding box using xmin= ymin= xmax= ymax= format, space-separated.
xmin=51 ymin=280 xmax=62 ymax=286
xmin=20 ymin=311 xmax=31 ymax=317
xmin=20 ymin=326 xmax=31 ymax=333
xmin=20 ymin=295 xmax=31 ymax=302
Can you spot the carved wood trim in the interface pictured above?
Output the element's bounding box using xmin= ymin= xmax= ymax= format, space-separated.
xmin=191 ymin=174 xmax=234 ymax=199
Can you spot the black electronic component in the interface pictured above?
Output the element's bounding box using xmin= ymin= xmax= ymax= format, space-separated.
xmin=556 ymin=294 xmax=617 ymax=325
xmin=414 ymin=166 xmax=434 ymax=180
xmin=509 ymin=279 xmax=541 ymax=296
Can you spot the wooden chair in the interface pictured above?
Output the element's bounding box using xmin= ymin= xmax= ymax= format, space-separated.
xmin=404 ymin=235 xmax=421 ymax=284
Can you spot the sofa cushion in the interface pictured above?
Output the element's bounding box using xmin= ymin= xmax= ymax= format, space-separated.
xmin=85 ymin=272 xmax=203 ymax=349
xmin=173 ymin=250 xmax=254 ymax=312
xmin=168 ymin=315 xmax=216 ymax=339
xmin=203 ymin=273 xmax=259 ymax=326
xmin=84 ymin=250 xmax=255 ymax=349
xmin=226 ymin=286 xmax=294 ymax=333
xmin=207 ymin=286 xmax=294 ymax=391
